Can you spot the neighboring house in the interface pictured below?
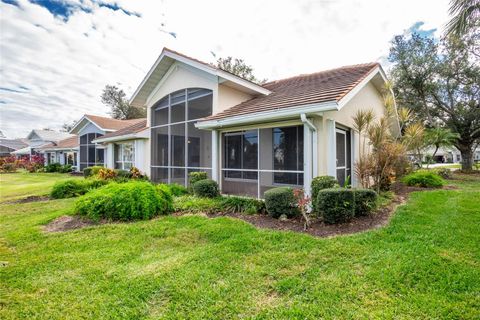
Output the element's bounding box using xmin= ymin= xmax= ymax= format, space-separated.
xmin=38 ymin=136 xmax=79 ymax=168
xmin=128 ymin=48 xmax=399 ymax=198
xmin=11 ymin=129 xmax=74 ymax=158
xmin=92 ymin=119 xmax=148 ymax=172
xmin=421 ymin=146 xmax=480 ymax=164
xmin=0 ymin=139 xmax=28 ymax=157
xmin=69 ymin=115 xmax=145 ymax=171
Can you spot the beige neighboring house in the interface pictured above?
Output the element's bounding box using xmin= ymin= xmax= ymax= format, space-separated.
xmin=128 ymin=48 xmax=399 ymax=197
xmin=92 ymin=119 xmax=148 ymax=172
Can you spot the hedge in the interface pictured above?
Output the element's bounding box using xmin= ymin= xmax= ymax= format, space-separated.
xmin=311 ymin=176 xmax=339 ymax=214
xmin=193 ymin=179 xmax=220 ymax=198
xmin=264 ymin=187 xmax=298 ymax=218
xmin=316 ymin=188 xmax=378 ymax=224
xmin=75 ymin=181 xmax=173 ymax=221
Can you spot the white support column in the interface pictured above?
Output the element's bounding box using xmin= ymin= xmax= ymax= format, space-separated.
xmin=211 ymin=130 xmax=219 ymax=182
xmin=327 ymin=119 xmax=336 ymax=178
xmin=312 ymin=127 xmax=318 ymax=178
xmin=303 ymin=125 xmax=313 ymax=196
xmin=351 ymin=129 xmax=358 ymax=187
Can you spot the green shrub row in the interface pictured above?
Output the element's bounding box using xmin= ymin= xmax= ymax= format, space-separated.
xmin=402 ymin=171 xmax=445 ymax=188
xmin=220 ymin=196 xmax=265 ymax=214
xmin=75 ymin=181 xmax=173 ymax=221
xmin=83 ymin=166 xmax=104 ymax=178
xmin=316 ymin=188 xmax=377 ymax=224
xmin=50 ymin=179 xmax=109 ymax=199
xmin=311 ymin=176 xmax=338 ymax=213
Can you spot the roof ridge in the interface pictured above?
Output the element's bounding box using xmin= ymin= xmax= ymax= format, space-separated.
xmin=262 ymin=62 xmax=379 ymax=87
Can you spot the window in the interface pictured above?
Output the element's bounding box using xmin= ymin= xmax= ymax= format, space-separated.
xmin=221 ymin=126 xmax=304 ymax=198
xmin=151 ymin=88 xmax=213 ymax=185
xmin=79 ymin=133 xmax=104 ymax=170
xmin=223 ymin=131 xmax=258 ymax=180
xmin=115 ymin=142 xmax=134 ymax=170
xmin=273 ymin=126 xmax=303 ymax=185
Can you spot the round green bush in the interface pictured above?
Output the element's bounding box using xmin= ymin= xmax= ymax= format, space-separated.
xmin=45 ymin=163 xmax=62 ymax=173
xmin=166 ymin=183 xmax=189 ymax=196
xmin=83 ymin=166 xmax=104 ymax=178
xmin=188 ymin=171 xmax=208 ymax=191
xmin=316 ymin=188 xmax=355 ymax=224
xmin=353 ymin=189 xmax=378 ymax=216
xmin=264 ymin=187 xmax=298 ymax=218
xmin=311 ymin=176 xmax=339 ymax=213
xmin=75 ymin=181 xmax=173 ymax=221
xmin=402 ymin=171 xmax=445 ymax=188
xmin=192 ymin=179 xmax=220 ymax=198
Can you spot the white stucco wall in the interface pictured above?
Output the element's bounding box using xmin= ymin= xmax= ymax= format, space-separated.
xmin=314 ymin=82 xmax=386 ymax=183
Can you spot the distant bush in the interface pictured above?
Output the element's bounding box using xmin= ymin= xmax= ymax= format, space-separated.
xmin=193 ymin=179 xmax=219 ymax=198
xmin=402 ymin=171 xmax=445 ymax=188
xmin=50 ymin=179 xmax=109 ymax=199
xmin=45 ymin=163 xmax=62 ymax=173
xmin=189 ymin=171 xmax=208 ymax=190
xmin=83 ymin=166 xmax=103 ymax=178
xmin=220 ymin=196 xmax=265 ymax=214
xmin=264 ymin=187 xmax=298 ymax=218
xmin=114 ymin=169 xmax=131 ymax=179
xmin=0 ymin=156 xmax=17 ymax=173
xmin=59 ymin=164 xmax=73 ymax=173
xmin=311 ymin=176 xmax=339 ymax=213
xmin=316 ymin=188 xmax=378 ymax=224
xmin=166 ymin=183 xmax=189 ymax=196
xmin=434 ymin=168 xmax=452 ymax=179
xmin=75 ymin=181 xmax=173 ymax=221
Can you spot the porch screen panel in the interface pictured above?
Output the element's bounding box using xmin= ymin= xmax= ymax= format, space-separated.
xmin=150 ymin=88 xmax=213 ymax=185
xmin=79 ymin=132 xmax=104 ymax=170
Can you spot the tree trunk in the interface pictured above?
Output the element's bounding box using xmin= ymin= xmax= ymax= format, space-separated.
xmin=458 ymin=145 xmax=474 ymax=171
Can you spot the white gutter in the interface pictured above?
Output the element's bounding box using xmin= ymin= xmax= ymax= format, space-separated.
xmin=196 ymin=101 xmax=338 ymax=130
xmin=92 ymin=133 xmax=145 ymax=144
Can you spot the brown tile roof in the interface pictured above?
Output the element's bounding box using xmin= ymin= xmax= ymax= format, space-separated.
xmin=39 ymin=136 xmax=79 ymax=151
xmin=85 ymin=115 xmax=144 ymax=131
xmin=203 ymin=63 xmax=379 ymax=121
xmin=95 ymin=119 xmax=147 ymax=141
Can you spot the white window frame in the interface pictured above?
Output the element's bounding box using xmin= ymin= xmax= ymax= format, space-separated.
xmin=115 ymin=142 xmax=135 ymax=170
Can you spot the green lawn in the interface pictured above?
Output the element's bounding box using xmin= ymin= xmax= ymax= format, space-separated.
xmin=1 ymin=173 xmax=479 ymax=319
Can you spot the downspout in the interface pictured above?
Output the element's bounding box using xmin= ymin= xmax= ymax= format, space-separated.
xmin=300 ymin=114 xmax=317 ymax=198
xmin=301 ymin=114 xmax=317 ymax=177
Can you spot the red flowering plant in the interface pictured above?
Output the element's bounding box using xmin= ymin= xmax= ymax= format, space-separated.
xmin=293 ymin=188 xmax=312 ymax=230
xmin=24 ymin=154 xmax=45 ymax=172
xmin=0 ymin=155 xmax=18 ymax=173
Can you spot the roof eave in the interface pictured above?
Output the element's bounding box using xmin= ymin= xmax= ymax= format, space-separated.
xmin=196 ymin=102 xmax=338 ymax=129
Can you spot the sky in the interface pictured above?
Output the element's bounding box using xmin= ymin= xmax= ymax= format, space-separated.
xmin=0 ymin=0 xmax=450 ymax=139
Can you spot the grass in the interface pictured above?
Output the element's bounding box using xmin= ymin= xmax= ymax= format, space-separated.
xmin=0 ymin=171 xmax=81 ymax=201
xmin=1 ymin=173 xmax=479 ymax=319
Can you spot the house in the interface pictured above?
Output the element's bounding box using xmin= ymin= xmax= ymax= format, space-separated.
xmin=11 ymin=129 xmax=74 ymax=159
xmin=68 ymin=114 xmax=145 ymax=171
xmin=0 ymin=139 xmax=28 ymax=157
xmin=92 ymin=119 xmax=148 ymax=172
xmin=127 ymin=48 xmax=399 ymax=198
xmin=38 ymin=136 xmax=79 ymax=168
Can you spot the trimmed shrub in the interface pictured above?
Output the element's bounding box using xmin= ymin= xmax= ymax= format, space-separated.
xmin=83 ymin=166 xmax=103 ymax=178
xmin=316 ymin=188 xmax=378 ymax=223
xmin=354 ymin=189 xmax=378 ymax=216
xmin=193 ymin=179 xmax=220 ymax=198
xmin=264 ymin=187 xmax=298 ymax=218
xmin=316 ymin=188 xmax=355 ymax=224
xmin=97 ymin=168 xmax=117 ymax=180
xmin=220 ymin=196 xmax=266 ymax=214
xmin=75 ymin=181 xmax=173 ymax=221
xmin=311 ymin=176 xmax=339 ymax=213
xmin=434 ymin=168 xmax=452 ymax=179
xmin=156 ymin=184 xmax=174 ymax=213
xmin=189 ymin=171 xmax=208 ymax=190
xmin=402 ymin=171 xmax=445 ymax=188
xmin=45 ymin=163 xmax=62 ymax=173
xmin=50 ymin=179 xmax=109 ymax=199
xmin=166 ymin=183 xmax=189 ymax=196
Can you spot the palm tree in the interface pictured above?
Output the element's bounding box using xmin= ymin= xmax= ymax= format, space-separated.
xmin=446 ymin=0 xmax=480 ymax=36
xmin=425 ymin=127 xmax=460 ymax=166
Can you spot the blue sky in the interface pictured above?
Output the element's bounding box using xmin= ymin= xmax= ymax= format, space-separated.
xmin=0 ymin=0 xmax=450 ymax=138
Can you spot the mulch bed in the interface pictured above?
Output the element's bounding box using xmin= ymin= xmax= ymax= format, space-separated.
xmin=204 ymin=182 xmax=444 ymax=238
xmin=3 ymin=195 xmax=50 ymax=204
xmin=43 ymin=215 xmax=98 ymax=233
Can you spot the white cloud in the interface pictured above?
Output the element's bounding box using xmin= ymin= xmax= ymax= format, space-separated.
xmin=0 ymin=0 xmax=450 ymax=138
